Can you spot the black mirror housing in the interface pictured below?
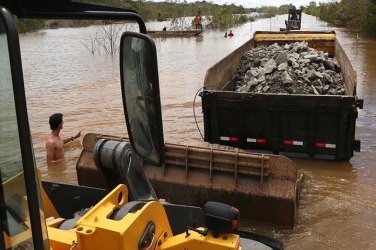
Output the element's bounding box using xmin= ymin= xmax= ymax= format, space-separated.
xmin=119 ymin=32 xmax=165 ymax=166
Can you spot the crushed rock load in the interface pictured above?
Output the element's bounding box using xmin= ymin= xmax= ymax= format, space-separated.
xmin=234 ymin=41 xmax=346 ymax=95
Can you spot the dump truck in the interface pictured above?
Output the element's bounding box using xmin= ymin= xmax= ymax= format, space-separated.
xmin=201 ymin=31 xmax=363 ymax=161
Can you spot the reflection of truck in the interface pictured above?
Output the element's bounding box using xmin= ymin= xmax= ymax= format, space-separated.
xmin=0 ymin=1 xmax=285 ymax=249
xmin=201 ymin=31 xmax=363 ymax=161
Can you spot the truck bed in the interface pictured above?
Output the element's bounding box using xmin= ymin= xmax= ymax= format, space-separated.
xmin=201 ymin=31 xmax=362 ymax=160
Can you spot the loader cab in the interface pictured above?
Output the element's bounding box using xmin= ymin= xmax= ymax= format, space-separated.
xmin=0 ymin=2 xmax=282 ymax=250
xmin=0 ymin=1 xmax=164 ymax=248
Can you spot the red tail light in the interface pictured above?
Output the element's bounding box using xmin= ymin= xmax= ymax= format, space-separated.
xmin=283 ymin=140 xmax=293 ymax=145
xmin=315 ymin=142 xmax=326 ymax=148
xmin=229 ymin=136 xmax=239 ymax=142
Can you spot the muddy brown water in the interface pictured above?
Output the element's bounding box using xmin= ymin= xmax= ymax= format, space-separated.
xmin=20 ymin=14 xmax=376 ymax=249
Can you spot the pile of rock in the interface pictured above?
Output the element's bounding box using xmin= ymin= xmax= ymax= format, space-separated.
xmin=234 ymin=42 xmax=346 ymax=95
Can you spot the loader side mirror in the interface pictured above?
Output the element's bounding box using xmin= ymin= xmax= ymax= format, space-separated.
xmin=119 ymin=32 xmax=165 ymax=166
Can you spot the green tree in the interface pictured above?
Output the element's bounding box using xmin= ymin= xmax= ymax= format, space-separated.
xmin=257 ymin=6 xmax=279 ymax=17
xmin=304 ymin=0 xmax=376 ymax=35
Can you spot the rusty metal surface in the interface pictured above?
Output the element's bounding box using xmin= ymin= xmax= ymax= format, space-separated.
xmin=76 ymin=133 xmax=301 ymax=228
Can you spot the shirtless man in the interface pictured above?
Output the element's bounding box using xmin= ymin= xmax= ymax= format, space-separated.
xmin=46 ymin=113 xmax=81 ymax=165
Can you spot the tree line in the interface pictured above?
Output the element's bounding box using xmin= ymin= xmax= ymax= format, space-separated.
xmin=14 ymin=1 xmax=376 ymax=35
xmin=16 ymin=1 xmax=249 ymax=33
xmin=254 ymin=4 xmax=297 ymax=18
xmin=304 ymin=0 xmax=376 ymax=35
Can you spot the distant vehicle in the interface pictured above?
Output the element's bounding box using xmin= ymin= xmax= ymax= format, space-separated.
xmin=280 ymin=9 xmax=302 ymax=31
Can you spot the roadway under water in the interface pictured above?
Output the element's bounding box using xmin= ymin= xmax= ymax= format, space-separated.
xmin=20 ymin=14 xmax=376 ymax=249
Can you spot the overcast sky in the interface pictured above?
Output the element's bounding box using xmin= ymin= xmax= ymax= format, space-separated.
xmin=169 ymin=1 xmax=333 ymax=8
xmin=223 ymin=1 xmax=327 ymax=8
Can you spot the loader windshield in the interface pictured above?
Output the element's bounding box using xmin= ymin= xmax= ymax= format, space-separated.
xmin=0 ymin=18 xmax=34 ymax=248
xmin=0 ymin=9 xmax=48 ymax=249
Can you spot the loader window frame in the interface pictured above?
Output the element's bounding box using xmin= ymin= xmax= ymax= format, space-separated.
xmin=0 ymin=6 xmax=48 ymax=249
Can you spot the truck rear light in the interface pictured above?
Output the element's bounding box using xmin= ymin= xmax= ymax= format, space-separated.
xmin=283 ymin=140 xmax=293 ymax=145
xmin=315 ymin=142 xmax=336 ymax=149
xmin=256 ymin=138 xmax=266 ymax=144
xmin=220 ymin=136 xmax=239 ymax=142
xmin=247 ymin=138 xmax=267 ymax=144
xmin=283 ymin=140 xmax=303 ymax=146
xmin=229 ymin=137 xmax=238 ymax=142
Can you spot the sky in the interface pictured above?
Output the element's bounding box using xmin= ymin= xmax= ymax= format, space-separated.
xmin=216 ymin=0 xmax=328 ymax=8
xmin=164 ymin=1 xmax=333 ymax=8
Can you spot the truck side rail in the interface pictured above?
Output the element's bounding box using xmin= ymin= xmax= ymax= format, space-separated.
xmin=204 ymin=39 xmax=254 ymax=91
xmin=335 ymin=40 xmax=357 ymax=96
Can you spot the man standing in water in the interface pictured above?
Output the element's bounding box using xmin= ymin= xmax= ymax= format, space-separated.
xmin=46 ymin=113 xmax=81 ymax=165
xmin=193 ymin=14 xmax=202 ymax=30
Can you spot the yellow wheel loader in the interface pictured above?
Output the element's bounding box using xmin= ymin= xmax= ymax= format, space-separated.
xmin=0 ymin=1 xmax=283 ymax=249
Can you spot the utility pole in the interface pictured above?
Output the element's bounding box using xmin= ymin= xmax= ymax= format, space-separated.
xmin=270 ymin=16 xmax=272 ymax=31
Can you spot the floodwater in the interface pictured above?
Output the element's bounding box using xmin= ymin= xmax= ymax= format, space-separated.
xmin=20 ymin=14 xmax=376 ymax=249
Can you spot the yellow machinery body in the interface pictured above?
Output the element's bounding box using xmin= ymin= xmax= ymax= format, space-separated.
xmin=41 ymin=181 xmax=240 ymax=250
xmin=3 ymin=171 xmax=241 ymax=250
xmin=0 ymin=2 xmax=283 ymax=249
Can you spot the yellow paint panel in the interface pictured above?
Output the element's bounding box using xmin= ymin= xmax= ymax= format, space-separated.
xmin=158 ymin=229 xmax=240 ymax=250
xmin=47 ymin=227 xmax=77 ymax=250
